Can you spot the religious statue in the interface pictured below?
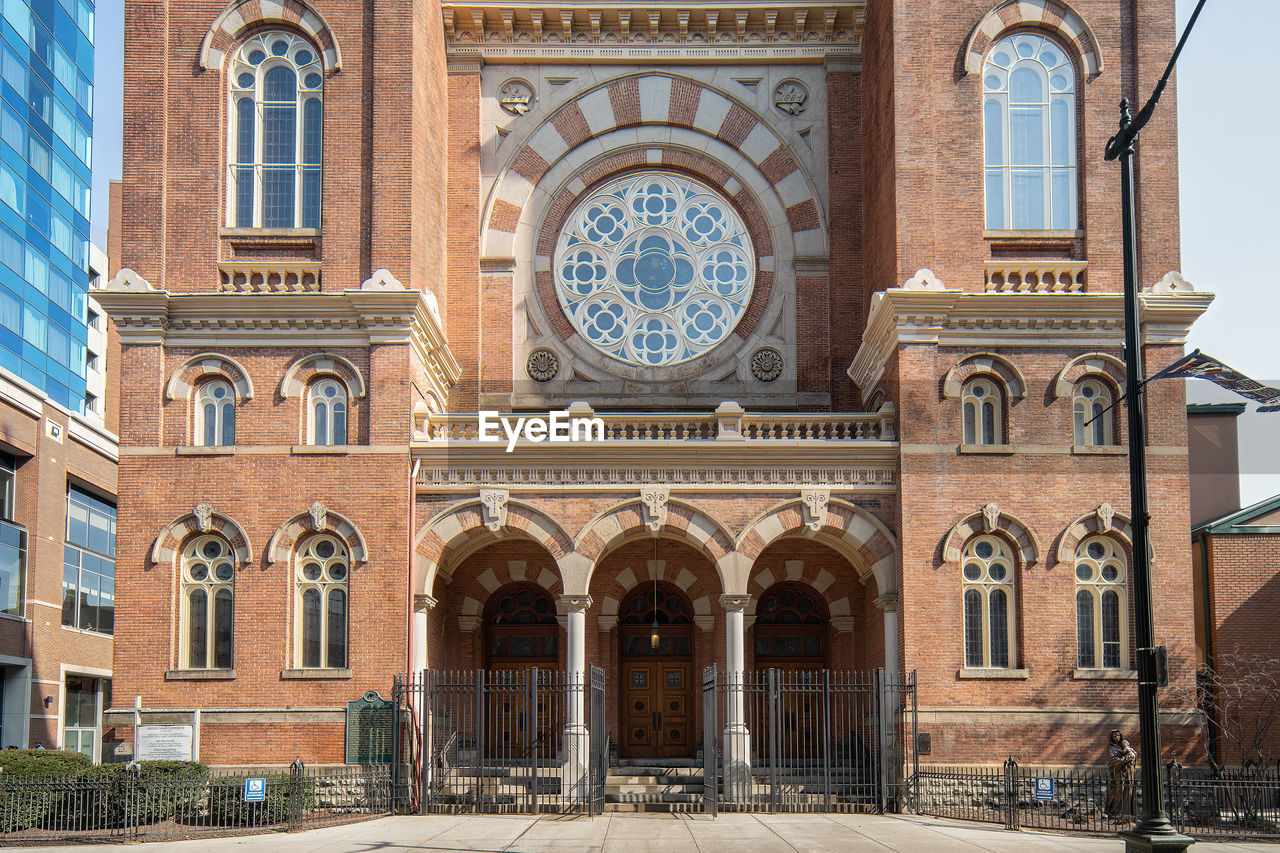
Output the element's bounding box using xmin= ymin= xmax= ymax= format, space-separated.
xmin=1106 ymin=728 xmax=1137 ymax=818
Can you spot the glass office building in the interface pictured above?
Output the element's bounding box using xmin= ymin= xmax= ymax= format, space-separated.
xmin=0 ymin=0 xmax=92 ymax=411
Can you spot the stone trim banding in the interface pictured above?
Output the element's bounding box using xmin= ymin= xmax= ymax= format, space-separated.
xmin=200 ymin=0 xmax=342 ymax=72
xmin=738 ymin=497 xmax=897 ymax=596
xmin=266 ymin=505 xmax=370 ymax=565
xmin=963 ymin=0 xmax=1103 ymax=78
xmin=150 ymin=508 xmax=254 ymax=567
xmin=941 ymin=352 xmax=1028 ymax=400
xmin=278 ymin=352 xmax=367 ymax=399
xmin=164 ymin=353 xmax=255 ymax=402
xmin=1052 ymin=352 xmax=1127 ymax=399
xmin=942 ymin=504 xmax=1041 ymax=567
xmin=1055 ymin=505 xmax=1134 ymax=565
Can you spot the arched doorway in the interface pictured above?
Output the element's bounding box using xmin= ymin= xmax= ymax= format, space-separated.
xmin=619 ymin=581 xmax=694 ymax=759
xmin=753 ymin=583 xmax=829 ymax=759
xmin=482 ymin=584 xmax=559 ymax=758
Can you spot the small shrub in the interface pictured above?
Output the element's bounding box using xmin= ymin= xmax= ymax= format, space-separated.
xmin=0 ymin=750 xmax=93 ymax=831
xmin=75 ymin=761 xmax=210 ymax=827
xmin=207 ymin=772 xmax=316 ymax=827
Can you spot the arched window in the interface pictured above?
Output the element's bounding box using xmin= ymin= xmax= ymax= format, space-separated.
xmin=962 ymin=377 xmax=1004 ymax=446
xmin=484 ymin=584 xmax=559 ymax=666
xmin=227 ymin=32 xmax=323 ymax=229
xmin=194 ymin=380 xmax=235 ymax=447
xmin=1075 ymin=536 xmax=1126 ymax=669
xmin=983 ymin=33 xmax=1077 ymax=230
xmin=619 ymin=581 xmax=693 ymax=658
xmin=181 ymin=536 xmax=234 ymax=669
xmin=753 ymin=583 xmax=828 ymax=665
xmin=295 ymin=534 xmax=348 ymax=669
xmin=1073 ymin=379 xmax=1113 ymax=447
xmin=308 ymin=379 xmax=347 ymax=445
xmin=962 ymin=535 xmax=1016 ymax=668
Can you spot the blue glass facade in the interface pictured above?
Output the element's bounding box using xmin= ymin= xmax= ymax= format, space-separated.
xmin=0 ymin=0 xmax=92 ymax=411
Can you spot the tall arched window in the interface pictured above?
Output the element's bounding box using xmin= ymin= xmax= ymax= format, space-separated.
xmin=228 ymin=32 xmax=323 ymax=229
xmin=983 ymin=33 xmax=1077 ymax=230
xmin=962 ymin=535 xmax=1016 ymax=668
xmin=181 ymin=536 xmax=234 ymax=669
xmin=484 ymin=584 xmax=559 ymax=667
xmin=308 ymin=379 xmax=347 ymax=445
xmin=1073 ymin=379 xmax=1113 ymax=447
xmin=296 ymin=534 xmax=348 ymax=669
xmin=194 ymin=380 xmax=235 ymax=447
xmin=1075 ymin=536 xmax=1127 ymax=669
xmin=962 ymin=377 xmax=1004 ymax=446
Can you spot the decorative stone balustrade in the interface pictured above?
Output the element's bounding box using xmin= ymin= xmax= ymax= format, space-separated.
xmin=218 ymin=261 xmax=322 ymax=292
xmin=984 ymin=261 xmax=1087 ymax=293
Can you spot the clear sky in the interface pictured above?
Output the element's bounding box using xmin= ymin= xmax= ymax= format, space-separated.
xmin=86 ymin=0 xmax=1280 ymax=504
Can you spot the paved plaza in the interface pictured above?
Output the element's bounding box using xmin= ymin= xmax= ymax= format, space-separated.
xmin=33 ymin=813 xmax=1280 ymax=852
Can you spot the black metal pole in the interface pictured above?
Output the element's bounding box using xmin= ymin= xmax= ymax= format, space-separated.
xmin=1105 ymin=3 xmax=1211 ymax=850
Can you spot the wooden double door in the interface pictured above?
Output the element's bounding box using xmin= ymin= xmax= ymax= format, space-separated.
xmin=621 ymin=659 xmax=693 ymax=759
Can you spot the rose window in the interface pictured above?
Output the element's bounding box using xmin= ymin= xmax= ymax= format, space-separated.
xmin=554 ymin=172 xmax=755 ymax=367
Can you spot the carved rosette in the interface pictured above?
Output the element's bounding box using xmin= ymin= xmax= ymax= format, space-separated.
xmin=526 ymin=348 xmax=560 ymax=382
xmin=751 ymin=347 xmax=784 ymax=382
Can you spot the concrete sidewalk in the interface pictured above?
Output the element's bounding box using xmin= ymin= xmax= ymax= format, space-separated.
xmin=33 ymin=813 xmax=1279 ymax=852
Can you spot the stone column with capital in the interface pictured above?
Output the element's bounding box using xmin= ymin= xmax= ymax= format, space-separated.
xmin=558 ymin=594 xmax=592 ymax=803
xmin=720 ymin=593 xmax=753 ymax=802
xmin=874 ymin=591 xmax=900 ymax=807
xmin=411 ymin=594 xmax=437 ymax=675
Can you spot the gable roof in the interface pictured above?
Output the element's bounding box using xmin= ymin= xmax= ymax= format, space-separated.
xmin=1194 ymin=493 xmax=1280 ymax=536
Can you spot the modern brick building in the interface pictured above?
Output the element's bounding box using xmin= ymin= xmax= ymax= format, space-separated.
xmin=99 ymin=0 xmax=1213 ymax=771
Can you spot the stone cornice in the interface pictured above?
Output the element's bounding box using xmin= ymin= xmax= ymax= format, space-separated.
xmin=846 ymin=284 xmax=1215 ymax=397
xmin=443 ymin=3 xmax=866 ymax=63
xmin=94 ymin=271 xmax=461 ymax=409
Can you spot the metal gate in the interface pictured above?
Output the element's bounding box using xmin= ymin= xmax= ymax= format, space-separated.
xmin=393 ymin=666 xmax=606 ymax=815
xmin=700 ymin=666 xmax=916 ymax=813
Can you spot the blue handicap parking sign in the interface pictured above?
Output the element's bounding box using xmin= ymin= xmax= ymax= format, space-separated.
xmin=1033 ymin=777 xmax=1055 ymax=801
xmin=244 ymin=777 xmax=266 ymax=803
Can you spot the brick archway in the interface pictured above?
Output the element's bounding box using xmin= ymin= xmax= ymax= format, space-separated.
xmin=942 ymin=352 xmax=1028 ymax=400
xmin=266 ymin=504 xmax=369 ymax=566
xmin=415 ymin=498 xmax=574 ymax=599
xmin=736 ymin=497 xmax=897 ymax=596
xmin=164 ymin=353 xmax=255 ymax=402
xmin=942 ymin=503 xmax=1042 ymax=567
xmin=150 ymin=505 xmax=253 ymax=567
xmin=199 ymin=0 xmax=342 ymax=72
xmin=1055 ymin=504 xmax=1134 ymax=565
xmin=962 ymin=0 xmax=1103 ymax=77
xmin=573 ymin=498 xmax=735 ymax=596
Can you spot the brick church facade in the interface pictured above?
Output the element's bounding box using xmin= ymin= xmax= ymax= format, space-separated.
xmin=99 ymin=0 xmax=1212 ymax=768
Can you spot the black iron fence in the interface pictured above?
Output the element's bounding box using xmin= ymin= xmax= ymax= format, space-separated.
xmin=701 ymin=667 xmax=916 ymax=814
xmin=913 ymin=759 xmax=1280 ymax=840
xmin=393 ymin=667 xmax=607 ymax=815
xmin=0 ymin=762 xmax=391 ymax=845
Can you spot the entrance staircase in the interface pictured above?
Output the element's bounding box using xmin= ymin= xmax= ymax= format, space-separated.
xmin=605 ymin=760 xmax=705 ymax=813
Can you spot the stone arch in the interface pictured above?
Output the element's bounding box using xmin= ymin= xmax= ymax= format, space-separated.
xmin=747 ymin=552 xmax=863 ymax=631
xmin=266 ymin=503 xmax=369 ymax=566
xmin=941 ymin=352 xmax=1028 ymax=400
xmin=485 ymin=71 xmax=823 ymax=257
xmin=963 ymin=0 xmax=1103 ymax=78
xmin=199 ymin=0 xmax=342 ymax=73
xmin=942 ymin=503 xmax=1041 ymax=567
xmin=574 ymin=498 xmax=736 ymax=596
xmin=415 ymin=498 xmax=575 ymax=599
xmin=593 ymin=543 xmax=717 ymax=633
xmin=150 ymin=505 xmax=253 ymax=567
xmin=736 ymin=497 xmax=897 ymax=597
xmin=455 ymin=556 xmax=565 ymax=634
xmin=1055 ymin=504 xmax=1134 ymax=565
xmin=164 ymin=353 xmax=255 ymax=402
xmin=1052 ymin=352 xmax=1127 ymax=400
xmin=278 ymin=352 xmax=366 ymax=399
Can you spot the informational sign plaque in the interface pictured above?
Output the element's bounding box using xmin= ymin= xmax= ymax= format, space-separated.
xmin=345 ymin=690 xmax=394 ymax=764
xmin=135 ymin=725 xmax=194 ymax=761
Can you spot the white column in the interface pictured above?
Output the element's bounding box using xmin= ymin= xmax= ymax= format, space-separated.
xmin=411 ymin=595 xmax=436 ymax=675
xmin=559 ymin=594 xmax=592 ymax=803
xmin=874 ymin=592 xmax=900 ymax=809
xmin=720 ymin=594 xmax=753 ymax=801
xmin=874 ymin=593 xmax=899 ymax=676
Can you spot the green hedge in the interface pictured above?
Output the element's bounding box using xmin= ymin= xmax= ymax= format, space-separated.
xmin=79 ymin=761 xmax=211 ymax=827
xmin=206 ymin=772 xmax=316 ymax=826
xmin=0 ymin=749 xmax=94 ymax=832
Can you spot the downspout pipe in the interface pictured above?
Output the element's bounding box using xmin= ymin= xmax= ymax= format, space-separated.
xmin=1195 ymin=529 xmax=1218 ymax=768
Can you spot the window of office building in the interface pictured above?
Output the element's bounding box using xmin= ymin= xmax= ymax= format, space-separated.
xmin=62 ymin=487 xmax=115 ymax=634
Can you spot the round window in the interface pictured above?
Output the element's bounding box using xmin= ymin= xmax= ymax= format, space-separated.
xmin=553 ymin=172 xmax=755 ymax=367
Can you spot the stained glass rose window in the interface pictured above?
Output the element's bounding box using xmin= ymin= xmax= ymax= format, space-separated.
xmin=553 ymin=172 xmax=755 ymax=367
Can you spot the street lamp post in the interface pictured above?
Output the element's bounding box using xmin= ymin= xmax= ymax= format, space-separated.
xmin=1104 ymin=1 xmax=1209 ymax=851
